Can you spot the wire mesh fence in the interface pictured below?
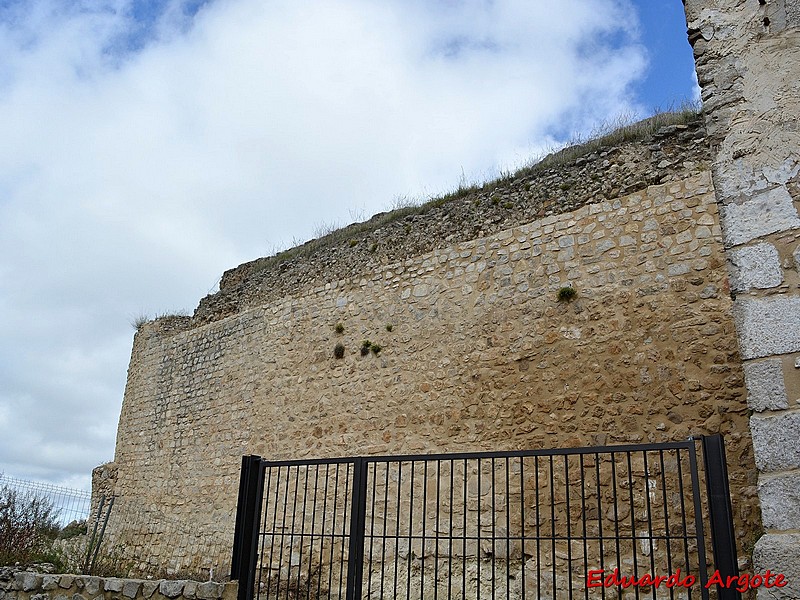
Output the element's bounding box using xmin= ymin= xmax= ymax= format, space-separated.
xmin=0 ymin=473 xmax=91 ymax=526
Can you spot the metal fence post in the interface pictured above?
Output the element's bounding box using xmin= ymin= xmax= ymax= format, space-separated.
xmin=702 ymin=434 xmax=741 ymax=600
xmin=345 ymin=458 xmax=368 ymax=600
xmin=231 ymin=455 xmax=264 ymax=600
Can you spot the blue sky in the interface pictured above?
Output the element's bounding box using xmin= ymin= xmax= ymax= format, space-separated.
xmin=0 ymin=0 xmax=701 ymax=491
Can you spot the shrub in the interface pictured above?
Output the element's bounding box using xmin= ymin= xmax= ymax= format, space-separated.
xmin=334 ymin=322 xmax=344 ymax=334
xmin=0 ymin=482 xmax=60 ymax=566
xmin=557 ymin=286 xmax=577 ymax=302
xmin=360 ymin=340 xmax=372 ymax=356
xmin=333 ymin=343 xmax=345 ymax=359
xmin=385 ymin=324 xmax=393 ymax=332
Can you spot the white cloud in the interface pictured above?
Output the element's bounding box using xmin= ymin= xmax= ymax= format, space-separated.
xmin=0 ymin=0 xmax=648 ymax=488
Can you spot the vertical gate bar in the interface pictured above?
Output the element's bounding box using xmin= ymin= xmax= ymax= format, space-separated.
xmin=610 ymin=453 xmax=622 ymax=600
xmin=675 ymin=450 xmax=693 ymax=597
xmin=657 ymin=451 xmax=675 ymax=600
xmin=315 ymin=464 xmax=331 ymax=600
xmin=327 ymin=464 xmax=341 ymax=599
xmin=294 ymin=466 xmax=310 ymax=598
xmin=345 ymin=458 xmax=367 ymax=600
xmin=446 ymin=460 xmax=454 ymax=600
xmin=367 ymin=463 xmax=377 ymax=600
xmin=421 ymin=460 xmax=428 ymax=600
xmin=255 ymin=465 xmax=273 ymax=599
xmin=395 ymin=462 xmax=403 ymax=600
xmin=594 ymin=454 xmax=606 ymax=600
xmin=625 ymin=452 xmax=641 ymax=600
xmin=434 ymin=460 xmax=441 ymax=600
xmin=701 ymin=435 xmax=740 ymax=600
xmin=275 ymin=466 xmax=292 ymax=599
xmin=462 ymin=460 xmax=467 ymax=600
xmin=549 ymin=455 xmax=555 ymax=599
xmin=380 ymin=463 xmax=390 ymax=600
xmin=491 ymin=457 xmax=496 ymax=600
xmin=477 ymin=458 xmax=482 ymax=600
xmin=406 ymin=461 xmax=415 ymax=600
xmin=305 ymin=465 xmax=320 ymax=600
xmin=535 ymin=455 xmax=541 ymax=600
xmin=686 ymin=442 xmax=710 ymax=600
xmin=520 ymin=456 xmax=526 ymax=600
xmin=505 ymin=457 xmax=510 ymax=600
xmin=339 ymin=463 xmax=353 ymax=598
xmin=642 ymin=452 xmax=656 ymax=600
xmin=565 ymin=455 xmax=573 ymax=600
xmin=284 ymin=466 xmax=301 ymax=600
xmin=579 ymin=455 xmax=588 ymax=600
xmin=266 ymin=465 xmax=284 ymax=599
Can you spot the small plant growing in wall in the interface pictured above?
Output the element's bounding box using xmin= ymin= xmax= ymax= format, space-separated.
xmin=360 ymin=340 xmax=372 ymax=356
xmin=333 ymin=343 xmax=345 ymax=359
xmin=557 ymin=286 xmax=577 ymax=302
xmin=385 ymin=323 xmax=393 ymax=332
xmin=334 ymin=322 xmax=344 ymax=334
xmin=371 ymin=343 xmax=382 ymax=355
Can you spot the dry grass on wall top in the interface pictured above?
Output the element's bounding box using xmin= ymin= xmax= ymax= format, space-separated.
xmin=194 ymin=107 xmax=708 ymax=325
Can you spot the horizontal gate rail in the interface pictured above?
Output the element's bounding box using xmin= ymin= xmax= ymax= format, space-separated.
xmin=233 ymin=436 xmax=736 ymax=600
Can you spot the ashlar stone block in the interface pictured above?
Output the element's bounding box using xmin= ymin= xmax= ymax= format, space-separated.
xmin=743 ymin=359 xmax=790 ymax=412
xmin=733 ymin=296 xmax=800 ymax=359
xmin=750 ymin=411 xmax=800 ymax=472
xmin=721 ymin=187 xmax=800 ymax=247
xmin=758 ymin=471 xmax=800 ymax=530
xmin=729 ymin=242 xmax=783 ymax=291
xmin=753 ymin=534 xmax=800 ymax=599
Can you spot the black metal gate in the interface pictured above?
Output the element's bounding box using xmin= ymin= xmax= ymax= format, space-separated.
xmin=231 ymin=435 xmax=739 ymax=600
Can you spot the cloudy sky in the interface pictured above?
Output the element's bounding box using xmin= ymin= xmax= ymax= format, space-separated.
xmin=0 ymin=0 xmax=699 ymax=492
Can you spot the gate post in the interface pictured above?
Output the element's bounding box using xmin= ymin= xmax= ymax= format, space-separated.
xmin=702 ymin=435 xmax=740 ymax=600
xmin=231 ymin=455 xmax=265 ymax=600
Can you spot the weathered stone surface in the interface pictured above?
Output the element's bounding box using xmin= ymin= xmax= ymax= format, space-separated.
xmin=31 ymin=594 xmax=49 ymax=600
xmin=743 ymin=359 xmax=790 ymax=412
xmin=158 ymin=581 xmax=185 ymax=599
xmin=102 ymin=580 xmax=122 ymax=594
xmin=82 ymin=579 xmax=101 ymax=596
xmin=219 ymin=583 xmax=236 ymax=600
xmin=58 ymin=577 xmax=74 ymax=590
xmin=750 ymin=412 xmax=800 ymax=472
xmin=140 ymin=582 xmax=159 ymax=599
xmin=15 ymin=574 xmax=42 ymax=592
xmin=728 ymin=242 xmax=783 ymax=291
xmin=121 ymin=581 xmax=139 ymax=599
xmin=754 ymin=534 xmax=800 ymax=599
xmin=734 ymin=296 xmax=800 ymax=359
xmin=180 ymin=582 xmax=196 ymax=600
xmin=41 ymin=577 xmax=59 ymax=591
xmin=721 ymin=187 xmax=800 ymax=247
xmin=758 ymin=471 xmax=800 ymax=530
xmin=195 ymin=583 xmax=222 ymax=600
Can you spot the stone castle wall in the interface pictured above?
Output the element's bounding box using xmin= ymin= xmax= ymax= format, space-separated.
xmin=105 ymin=156 xmax=761 ymax=576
